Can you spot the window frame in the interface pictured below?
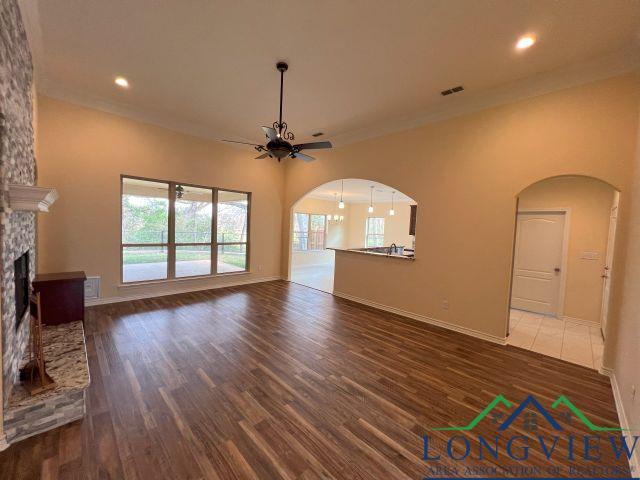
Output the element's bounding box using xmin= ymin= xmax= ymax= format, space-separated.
xmin=365 ymin=217 xmax=385 ymax=248
xmin=292 ymin=212 xmax=327 ymax=252
xmin=120 ymin=174 xmax=251 ymax=284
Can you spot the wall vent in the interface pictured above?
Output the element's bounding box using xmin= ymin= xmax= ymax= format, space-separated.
xmin=84 ymin=276 xmax=101 ymax=299
xmin=441 ymin=85 xmax=464 ymax=96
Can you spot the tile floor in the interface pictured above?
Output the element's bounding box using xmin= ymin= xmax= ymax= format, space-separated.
xmin=507 ymin=309 xmax=604 ymax=370
xmin=290 ymin=261 xmax=334 ymax=293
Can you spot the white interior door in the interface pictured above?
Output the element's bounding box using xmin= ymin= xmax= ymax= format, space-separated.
xmin=600 ymin=200 xmax=618 ymax=338
xmin=511 ymin=212 xmax=566 ymax=316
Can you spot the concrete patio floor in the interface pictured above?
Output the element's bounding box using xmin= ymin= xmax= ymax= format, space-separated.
xmin=123 ymin=259 xmax=241 ymax=282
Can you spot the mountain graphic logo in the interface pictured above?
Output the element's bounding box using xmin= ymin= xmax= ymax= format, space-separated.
xmin=431 ymin=394 xmax=625 ymax=432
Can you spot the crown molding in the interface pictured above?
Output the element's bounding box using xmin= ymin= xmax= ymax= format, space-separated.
xmin=36 ymin=78 xmax=232 ymax=143
xmin=21 ymin=0 xmax=639 ymax=150
xmin=37 ymin=48 xmax=639 ymax=149
xmin=330 ymin=47 xmax=640 ymax=147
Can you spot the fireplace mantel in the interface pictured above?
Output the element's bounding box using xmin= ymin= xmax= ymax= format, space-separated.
xmin=8 ymin=184 xmax=58 ymax=212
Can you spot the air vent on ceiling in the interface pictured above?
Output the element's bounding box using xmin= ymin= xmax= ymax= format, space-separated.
xmin=311 ymin=132 xmax=324 ymax=137
xmin=441 ymin=85 xmax=464 ymax=96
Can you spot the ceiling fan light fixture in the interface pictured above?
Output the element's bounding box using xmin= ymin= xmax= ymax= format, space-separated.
xmin=221 ymin=61 xmax=332 ymax=162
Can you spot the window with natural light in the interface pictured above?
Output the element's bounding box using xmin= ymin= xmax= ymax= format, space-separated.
xmin=365 ymin=217 xmax=385 ymax=247
xmin=121 ymin=176 xmax=250 ymax=282
xmin=292 ymin=213 xmax=326 ymax=251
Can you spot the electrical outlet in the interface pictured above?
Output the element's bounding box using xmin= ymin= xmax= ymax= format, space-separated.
xmin=442 ymin=300 xmax=449 ymax=310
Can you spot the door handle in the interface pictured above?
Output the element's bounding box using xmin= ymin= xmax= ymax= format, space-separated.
xmin=554 ymin=267 xmax=561 ymax=273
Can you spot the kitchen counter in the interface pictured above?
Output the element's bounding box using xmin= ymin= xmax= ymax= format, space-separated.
xmin=328 ymin=247 xmax=415 ymax=260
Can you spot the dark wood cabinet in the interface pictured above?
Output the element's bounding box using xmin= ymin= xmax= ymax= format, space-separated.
xmin=32 ymin=271 xmax=86 ymax=326
xmin=409 ymin=204 xmax=417 ymax=236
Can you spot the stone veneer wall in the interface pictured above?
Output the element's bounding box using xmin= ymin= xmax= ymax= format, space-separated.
xmin=0 ymin=0 xmax=37 ymax=407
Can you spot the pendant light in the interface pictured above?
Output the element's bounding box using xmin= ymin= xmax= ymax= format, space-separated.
xmin=389 ymin=191 xmax=396 ymax=216
xmin=368 ymin=186 xmax=374 ymax=213
xmin=338 ymin=180 xmax=345 ymax=209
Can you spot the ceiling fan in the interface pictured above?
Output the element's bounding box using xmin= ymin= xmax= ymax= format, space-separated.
xmin=222 ymin=62 xmax=332 ymax=162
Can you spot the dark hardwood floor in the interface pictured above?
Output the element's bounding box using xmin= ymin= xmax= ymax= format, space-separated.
xmin=0 ymin=280 xmax=628 ymax=479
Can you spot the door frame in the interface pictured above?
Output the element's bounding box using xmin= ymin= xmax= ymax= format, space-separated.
xmin=600 ymin=192 xmax=619 ymax=339
xmin=512 ymin=207 xmax=571 ymax=319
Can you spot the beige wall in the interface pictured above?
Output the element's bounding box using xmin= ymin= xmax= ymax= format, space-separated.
xmin=346 ymin=201 xmax=414 ymax=249
xmin=607 ymin=104 xmax=640 ymax=467
xmin=282 ymin=74 xmax=640 ymax=339
xmin=518 ymin=176 xmax=616 ymax=324
xmin=36 ymin=96 xmax=285 ymax=301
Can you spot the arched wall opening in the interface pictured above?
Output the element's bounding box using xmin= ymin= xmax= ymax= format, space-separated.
xmin=287 ymin=179 xmax=417 ymax=292
xmin=507 ymin=174 xmax=620 ymax=370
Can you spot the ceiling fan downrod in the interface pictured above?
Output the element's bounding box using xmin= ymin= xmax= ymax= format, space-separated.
xmin=274 ymin=62 xmax=294 ymax=141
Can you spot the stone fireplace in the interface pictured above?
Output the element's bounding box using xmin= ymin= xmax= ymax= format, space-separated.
xmin=1 ymin=0 xmax=88 ymax=448
xmin=0 ymin=0 xmax=38 ymax=413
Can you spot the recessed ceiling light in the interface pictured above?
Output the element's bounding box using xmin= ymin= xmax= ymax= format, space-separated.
xmin=516 ymin=34 xmax=536 ymax=50
xmin=114 ymin=76 xmax=129 ymax=88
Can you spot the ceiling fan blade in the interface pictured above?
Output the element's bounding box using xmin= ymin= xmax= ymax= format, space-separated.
xmin=293 ymin=141 xmax=332 ymax=150
xmin=221 ymin=139 xmax=263 ymax=147
xmin=261 ymin=126 xmax=278 ymax=142
xmin=255 ymin=153 xmax=270 ymax=159
xmin=292 ymin=152 xmax=315 ymax=162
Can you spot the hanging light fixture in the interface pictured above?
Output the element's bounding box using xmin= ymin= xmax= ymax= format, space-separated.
xmin=338 ymin=180 xmax=345 ymax=209
xmin=368 ymin=185 xmax=374 ymax=213
xmin=389 ymin=191 xmax=396 ymax=216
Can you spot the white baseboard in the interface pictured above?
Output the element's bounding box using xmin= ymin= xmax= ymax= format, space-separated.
xmin=599 ymin=368 xmax=639 ymax=477
xmin=85 ymin=276 xmax=282 ymax=306
xmin=333 ymin=291 xmax=507 ymax=345
xmin=562 ymin=315 xmax=600 ymax=328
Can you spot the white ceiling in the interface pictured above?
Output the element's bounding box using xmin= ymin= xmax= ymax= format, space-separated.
xmin=21 ymin=1 xmax=640 ymax=146
xmin=306 ymin=179 xmax=414 ymax=204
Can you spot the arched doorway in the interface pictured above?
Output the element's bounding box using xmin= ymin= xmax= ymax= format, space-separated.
xmin=289 ymin=179 xmax=417 ymax=292
xmin=507 ymin=175 xmax=619 ymax=370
